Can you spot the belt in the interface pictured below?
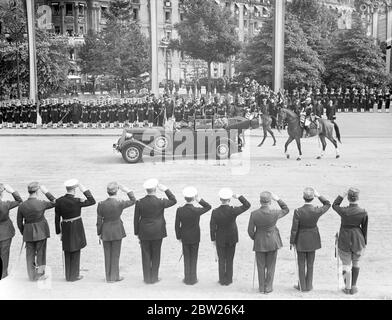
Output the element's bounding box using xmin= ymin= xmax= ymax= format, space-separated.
xmin=299 ymin=226 xmax=318 ymax=230
xmin=341 ymin=225 xmax=360 ymax=229
xmin=62 ymin=216 xmax=81 ymax=223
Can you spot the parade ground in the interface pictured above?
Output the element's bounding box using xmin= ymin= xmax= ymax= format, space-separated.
xmin=0 ymin=113 xmax=391 ymax=300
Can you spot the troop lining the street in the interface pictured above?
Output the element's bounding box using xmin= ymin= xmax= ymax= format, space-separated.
xmin=1 ymin=79 xmax=391 ymax=131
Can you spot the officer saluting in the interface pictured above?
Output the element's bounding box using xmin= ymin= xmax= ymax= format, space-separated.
xmin=17 ymin=182 xmax=56 ymax=281
xmin=55 ymin=180 xmax=96 ymax=282
xmin=134 ymin=179 xmax=177 ymax=284
xmin=332 ymin=188 xmax=368 ymax=295
xmin=175 ymin=187 xmax=211 ymax=285
xmin=0 ymin=183 xmax=22 ymax=279
xmin=97 ymin=182 xmax=136 ymax=283
xmin=290 ymin=188 xmax=331 ymax=292
xmin=210 ymin=188 xmax=250 ymax=286
xmin=248 ymin=191 xmax=289 ymax=294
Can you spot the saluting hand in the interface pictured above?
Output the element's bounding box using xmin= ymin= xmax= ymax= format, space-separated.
xmin=340 ymin=190 xmax=348 ymax=198
xmin=4 ymin=184 xmax=15 ymax=193
xmin=40 ymin=185 xmax=49 ymax=194
xmin=271 ymin=193 xmax=280 ymax=202
xmin=157 ymin=184 xmax=168 ymax=192
xmin=78 ymin=183 xmax=87 ymax=193
xmin=314 ymin=190 xmax=321 ymax=198
xmin=232 ymin=194 xmax=239 ymax=200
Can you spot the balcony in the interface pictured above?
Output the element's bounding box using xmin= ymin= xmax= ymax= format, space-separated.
xmin=68 ymin=35 xmax=85 ymax=46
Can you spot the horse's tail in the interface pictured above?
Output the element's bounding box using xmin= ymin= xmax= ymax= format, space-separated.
xmin=333 ymin=122 xmax=342 ymax=144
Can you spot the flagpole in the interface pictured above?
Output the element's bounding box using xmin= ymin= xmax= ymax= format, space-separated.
xmin=26 ymin=0 xmax=38 ymax=104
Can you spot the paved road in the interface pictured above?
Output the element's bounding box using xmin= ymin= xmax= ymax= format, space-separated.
xmin=0 ymin=113 xmax=391 ymax=299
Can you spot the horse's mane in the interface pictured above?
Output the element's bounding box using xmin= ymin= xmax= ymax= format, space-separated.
xmin=282 ymin=108 xmax=298 ymax=119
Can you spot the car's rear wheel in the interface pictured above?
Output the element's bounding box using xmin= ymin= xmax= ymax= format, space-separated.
xmin=122 ymin=144 xmax=143 ymax=164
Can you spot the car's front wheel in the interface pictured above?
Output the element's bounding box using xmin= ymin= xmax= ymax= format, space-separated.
xmin=122 ymin=144 xmax=143 ymax=164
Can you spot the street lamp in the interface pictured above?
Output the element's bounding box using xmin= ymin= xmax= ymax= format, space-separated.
xmin=4 ymin=32 xmax=27 ymax=99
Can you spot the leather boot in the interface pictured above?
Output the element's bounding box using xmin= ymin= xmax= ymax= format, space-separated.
xmin=342 ymin=270 xmax=351 ymax=294
xmin=351 ymin=267 xmax=360 ymax=294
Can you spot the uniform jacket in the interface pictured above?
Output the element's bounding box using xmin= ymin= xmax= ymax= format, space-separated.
xmin=134 ymin=190 xmax=177 ymax=241
xmin=290 ymin=196 xmax=331 ymax=252
xmin=175 ymin=199 xmax=212 ymax=244
xmin=96 ymin=192 xmax=136 ymax=242
xmin=17 ymin=193 xmax=56 ymax=242
xmin=55 ymin=190 xmax=96 ymax=252
xmin=210 ymin=196 xmax=251 ymax=246
xmin=332 ymin=196 xmax=368 ymax=253
xmin=0 ymin=192 xmax=22 ymax=241
xmin=248 ymin=200 xmax=289 ymax=252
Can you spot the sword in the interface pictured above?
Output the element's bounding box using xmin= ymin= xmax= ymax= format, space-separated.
xmin=293 ymin=246 xmax=302 ymax=292
xmin=178 ymin=253 xmax=183 ymax=263
xmin=335 ymin=232 xmax=340 ymax=291
xmin=252 ymin=255 xmax=256 ymax=290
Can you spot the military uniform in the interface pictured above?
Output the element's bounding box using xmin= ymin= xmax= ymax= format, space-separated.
xmin=55 ymin=186 xmax=96 ymax=282
xmin=332 ymin=190 xmax=368 ymax=294
xmin=175 ymin=193 xmax=211 ymax=285
xmin=134 ymin=181 xmax=177 ymax=284
xmin=248 ymin=195 xmax=289 ymax=293
xmin=127 ymin=103 xmax=136 ymax=127
xmin=0 ymin=190 xmax=22 ymax=278
xmin=97 ymin=191 xmax=136 ymax=282
xmin=290 ymin=193 xmax=331 ymax=292
xmin=17 ymin=191 xmax=56 ymax=281
xmin=210 ymin=192 xmax=250 ymax=286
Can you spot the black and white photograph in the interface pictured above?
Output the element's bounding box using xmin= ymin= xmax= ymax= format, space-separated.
xmin=0 ymin=0 xmax=391 ymax=308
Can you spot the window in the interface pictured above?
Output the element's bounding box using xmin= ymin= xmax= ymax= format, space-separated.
xmin=180 ymin=13 xmax=184 ymax=21
xmin=132 ymin=8 xmax=139 ymax=20
xmin=65 ymin=3 xmax=73 ymax=16
xmin=244 ymin=20 xmax=248 ymax=28
xmin=66 ymin=27 xmax=74 ymax=36
xmin=101 ymin=6 xmax=108 ymax=18
xmin=54 ymin=25 xmax=60 ymax=34
xmin=52 ymin=3 xmax=59 ymax=16
xmin=78 ymin=4 xmax=84 ymax=16
xmin=79 ymin=26 xmax=84 ymax=35
xmin=165 ymin=11 xmax=172 ymax=23
xmin=69 ymin=48 xmax=75 ymax=60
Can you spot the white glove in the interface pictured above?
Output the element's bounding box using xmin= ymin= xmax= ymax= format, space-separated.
xmin=271 ymin=193 xmax=280 ymax=202
xmin=314 ymin=190 xmax=321 ymax=198
xmin=57 ymin=233 xmax=62 ymax=240
xmin=232 ymin=194 xmax=239 ymax=200
xmin=40 ymin=185 xmax=49 ymax=194
xmin=157 ymin=184 xmax=168 ymax=192
xmin=78 ymin=183 xmax=87 ymax=193
xmin=4 ymin=184 xmax=15 ymax=194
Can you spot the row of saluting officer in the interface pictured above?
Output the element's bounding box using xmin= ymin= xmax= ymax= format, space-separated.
xmin=0 ymin=180 xmax=367 ymax=295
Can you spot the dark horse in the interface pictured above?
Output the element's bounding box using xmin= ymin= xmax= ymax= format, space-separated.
xmin=257 ymin=114 xmax=277 ymax=147
xmin=278 ymin=108 xmax=342 ymax=161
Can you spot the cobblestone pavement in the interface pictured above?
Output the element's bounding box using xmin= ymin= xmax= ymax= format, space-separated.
xmin=0 ymin=113 xmax=391 ymax=299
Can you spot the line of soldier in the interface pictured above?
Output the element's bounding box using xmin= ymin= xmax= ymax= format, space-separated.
xmin=0 ymin=85 xmax=389 ymax=130
xmin=0 ymin=179 xmax=368 ymax=295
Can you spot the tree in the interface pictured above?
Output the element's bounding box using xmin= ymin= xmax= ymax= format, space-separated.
xmin=287 ymin=0 xmax=339 ymax=80
xmin=325 ymin=18 xmax=388 ymax=88
xmin=172 ymin=0 xmax=241 ymax=93
xmin=237 ymin=13 xmax=324 ymax=90
xmin=79 ymin=0 xmax=150 ymax=97
xmin=0 ymin=1 xmax=70 ymax=99
xmin=78 ymin=30 xmax=105 ymax=94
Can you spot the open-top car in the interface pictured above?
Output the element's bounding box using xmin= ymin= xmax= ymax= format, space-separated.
xmin=113 ymin=117 xmax=259 ymax=163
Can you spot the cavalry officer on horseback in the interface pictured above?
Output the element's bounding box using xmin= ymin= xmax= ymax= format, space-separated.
xmin=300 ymin=97 xmax=318 ymax=138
